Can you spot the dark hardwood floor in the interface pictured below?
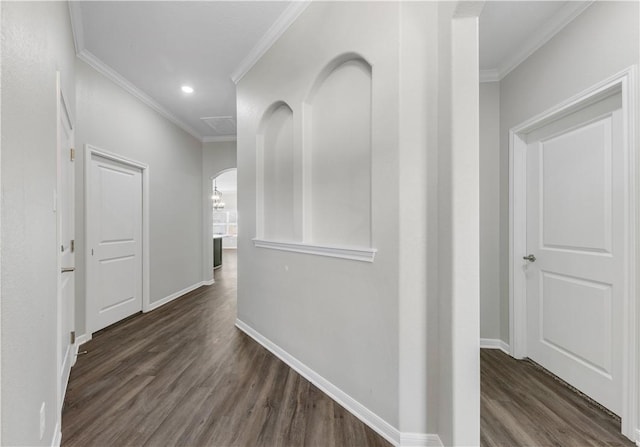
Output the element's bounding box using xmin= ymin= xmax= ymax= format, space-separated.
xmin=62 ymin=251 xmax=391 ymax=447
xmin=63 ymin=250 xmax=635 ymax=447
xmin=481 ymin=348 xmax=634 ymax=447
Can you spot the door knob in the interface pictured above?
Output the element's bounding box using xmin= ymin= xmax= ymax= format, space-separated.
xmin=61 ymin=267 xmax=75 ymax=273
xmin=523 ymin=254 xmax=536 ymax=262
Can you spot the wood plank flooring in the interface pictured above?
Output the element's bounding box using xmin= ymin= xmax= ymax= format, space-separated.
xmin=481 ymin=348 xmax=634 ymax=447
xmin=63 ymin=250 xmax=635 ymax=447
xmin=62 ymin=251 xmax=391 ymax=447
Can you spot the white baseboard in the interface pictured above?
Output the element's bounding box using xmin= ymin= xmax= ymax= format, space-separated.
xmin=235 ymin=319 xmax=399 ymax=444
xmin=203 ymin=278 xmax=215 ymax=286
xmin=75 ymin=333 xmax=92 ymax=348
xmin=71 ymin=333 xmax=92 ymax=368
xmin=400 ymin=432 xmax=444 ymax=447
xmin=146 ymin=280 xmax=210 ymax=312
xmin=235 ymin=319 xmax=442 ymax=447
xmin=480 ymin=338 xmax=510 ymax=355
xmin=51 ymin=422 xmax=61 ymax=447
xmin=635 ymin=428 xmax=640 ymax=446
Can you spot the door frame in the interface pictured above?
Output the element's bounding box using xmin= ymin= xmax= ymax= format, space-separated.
xmin=55 ymin=72 xmax=75 ymax=422
xmin=84 ymin=144 xmax=150 ymax=334
xmin=509 ymin=66 xmax=638 ymax=439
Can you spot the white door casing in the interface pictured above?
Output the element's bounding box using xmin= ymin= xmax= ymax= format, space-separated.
xmin=87 ymin=152 xmax=143 ymax=333
xmin=509 ymin=67 xmax=637 ymax=440
xmin=56 ymin=75 xmax=75 ymax=413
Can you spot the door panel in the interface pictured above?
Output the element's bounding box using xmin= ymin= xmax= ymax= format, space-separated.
xmin=88 ymin=155 xmax=142 ymax=332
xmin=540 ymin=272 xmax=613 ymax=376
xmin=540 ymin=120 xmax=612 ymax=253
xmin=526 ymin=93 xmax=623 ymax=415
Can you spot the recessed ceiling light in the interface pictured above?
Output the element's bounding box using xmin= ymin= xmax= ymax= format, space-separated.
xmin=181 ymin=85 xmax=194 ymax=94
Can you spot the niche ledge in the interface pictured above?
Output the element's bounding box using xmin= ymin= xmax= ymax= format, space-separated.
xmin=252 ymin=238 xmax=377 ymax=263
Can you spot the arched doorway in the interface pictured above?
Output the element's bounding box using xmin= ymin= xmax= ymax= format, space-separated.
xmin=211 ymin=168 xmax=237 ymax=273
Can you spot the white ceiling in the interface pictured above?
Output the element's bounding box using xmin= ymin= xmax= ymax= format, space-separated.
xmin=71 ymin=1 xmax=298 ymax=140
xmin=479 ymin=1 xmax=592 ymax=81
xmin=71 ymin=1 xmax=593 ymax=141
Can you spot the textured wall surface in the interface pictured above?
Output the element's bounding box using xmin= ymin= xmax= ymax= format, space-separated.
xmin=1 ymin=2 xmax=76 ymax=444
xmin=74 ymin=59 xmax=203 ymax=335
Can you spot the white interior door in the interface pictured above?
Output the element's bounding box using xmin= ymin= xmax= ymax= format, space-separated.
xmin=87 ymin=154 xmax=142 ymax=333
xmin=525 ymin=92 xmax=624 ymax=415
xmin=57 ymin=86 xmax=75 ymax=409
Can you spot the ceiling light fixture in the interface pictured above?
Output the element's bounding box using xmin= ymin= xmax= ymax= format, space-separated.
xmin=212 ymin=180 xmax=225 ymax=210
xmin=181 ymin=85 xmax=194 ymax=94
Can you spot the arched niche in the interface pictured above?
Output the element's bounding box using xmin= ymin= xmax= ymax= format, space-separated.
xmin=256 ymin=101 xmax=297 ymax=242
xmin=305 ymin=55 xmax=372 ymax=248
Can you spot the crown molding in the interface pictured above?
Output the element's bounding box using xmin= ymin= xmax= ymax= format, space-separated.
xmin=495 ymin=1 xmax=593 ymax=81
xmin=479 ymin=69 xmax=500 ymax=83
xmin=230 ymin=0 xmax=311 ymax=84
xmin=77 ymin=50 xmax=203 ymax=140
xmin=202 ymin=135 xmax=237 ymax=143
xmin=69 ymin=2 xmax=204 ymax=141
xmin=68 ymin=1 xmax=85 ymax=54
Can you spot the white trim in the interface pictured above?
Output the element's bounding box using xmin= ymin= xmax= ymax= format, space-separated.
xmin=236 ymin=319 xmax=401 ymax=445
xmin=399 ymin=432 xmax=443 ymax=447
xmin=480 ymin=338 xmax=510 ymax=355
xmin=486 ymin=1 xmax=593 ymax=82
xmin=509 ymin=66 xmax=638 ymax=441
xmin=75 ymin=333 xmax=92 ymax=349
xmin=253 ymin=238 xmax=377 ymax=263
xmin=202 ymin=135 xmax=237 ymax=143
xmin=68 ymin=1 xmax=84 ymax=55
xmin=0 ymin=3 xmax=3 ymax=440
xmin=202 ymin=278 xmax=215 ymax=286
xmin=635 ymin=429 xmax=640 ymax=446
xmin=55 ymin=72 xmax=75 ymax=434
xmin=230 ymin=1 xmax=311 ymax=84
xmin=85 ymin=145 xmax=151 ymax=328
xmin=76 ymin=50 xmax=202 ymax=141
xmin=236 ymin=319 xmax=441 ymax=447
xmin=479 ymin=69 xmax=500 ymax=83
xmin=145 ymin=280 xmax=209 ymax=313
xmin=51 ymin=422 xmax=61 ymax=447
xmin=69 ymin=5 xmax=231 ymax=144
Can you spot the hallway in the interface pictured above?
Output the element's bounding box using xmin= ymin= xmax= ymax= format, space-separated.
xmin=62 ymin=251 xmax=390 ymax=447
xmin=61 ymin=250 xmax=636 ymax=446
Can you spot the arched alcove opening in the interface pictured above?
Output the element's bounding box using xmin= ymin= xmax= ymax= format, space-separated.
xmin=305 ymin=56 xmax=372 ymax=247
xmin=256 ymin=102 xmax=298 ymax=242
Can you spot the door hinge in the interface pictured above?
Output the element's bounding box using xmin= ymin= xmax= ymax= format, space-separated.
xmin=70 ymin=239 xmax=75 ymax=253
xmin=70 ymin=147 xmax=75 ymax=162
xmin=70 ymin=331 xmax=76 ymax=344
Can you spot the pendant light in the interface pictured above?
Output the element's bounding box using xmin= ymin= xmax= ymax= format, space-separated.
xmin=212 ymin=179 xmax=225 ymax=210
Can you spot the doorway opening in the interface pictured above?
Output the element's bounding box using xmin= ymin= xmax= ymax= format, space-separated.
xmin=499 ymin=68 xmax=638 ymax=444
xmin=84 ymin=145 xmax=150 ymax=333
xmin=211 ymin=169 xmax=237 ymax=277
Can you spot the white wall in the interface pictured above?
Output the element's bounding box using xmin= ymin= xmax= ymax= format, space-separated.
xmin=497 ymin=0 xmax=639 ymax=438
xmin=237 ymin=2 xmax=478 ymax=442
xmin=397 ymin=2 xmax=440 ymax=436
xmin=437 ymin=4 xmax=481 ymax=445
xmin=499 ymin=1 xmax=639 ymax=344
xmin=1 ymin=1 xmax=76 ymax=444
xmin=75 ymin=59 xmax=203 ymax=335
xmin=237 ymin=1 xmax=401 ymax=429
xmin=479 ymin=82 xmax=501 ymax=341
xmin=202 ymin=141 xmax=236 ymax=281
